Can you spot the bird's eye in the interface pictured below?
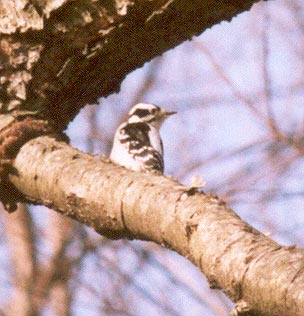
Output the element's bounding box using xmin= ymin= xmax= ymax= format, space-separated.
xmin=151 ymin=109 xmax=157 ymax=114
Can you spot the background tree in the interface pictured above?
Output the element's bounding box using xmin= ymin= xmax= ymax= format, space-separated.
xmin=1 ymin=0 xmax=304 ymax=315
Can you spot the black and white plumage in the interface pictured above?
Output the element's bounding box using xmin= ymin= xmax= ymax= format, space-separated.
xmin=110 ymin=103 xmax=176 ymax=173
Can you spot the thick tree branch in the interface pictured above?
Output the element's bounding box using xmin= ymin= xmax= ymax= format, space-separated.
xmin=9 ymin=136 xmax=304 ymax=316
xmin=1 ymin=0 xmax=263 ymax=129
xmin=2 ymin=1 xmax=299 ymax=315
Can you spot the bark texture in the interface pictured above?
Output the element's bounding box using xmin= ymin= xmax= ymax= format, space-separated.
xmin=9 ymin=136 xmax=304 ymax=316
xmin=2 ymin=1 xmax=302 ymax=316
xmin=1 ymin=0 xmax=262 ymax=129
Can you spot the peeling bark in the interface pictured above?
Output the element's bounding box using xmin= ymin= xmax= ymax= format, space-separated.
xmin=8 ymin=136 xmax=304 ymax=316
xmin=0 ymin=0 xmax=263 ymax=129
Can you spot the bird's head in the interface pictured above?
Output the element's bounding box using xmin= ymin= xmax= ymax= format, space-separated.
xmin=128 ymin=103 xmax=176 ymax=128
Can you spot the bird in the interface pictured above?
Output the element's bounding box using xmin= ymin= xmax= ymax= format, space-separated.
xmin=110 ymin=103 xmax=176 ymax=174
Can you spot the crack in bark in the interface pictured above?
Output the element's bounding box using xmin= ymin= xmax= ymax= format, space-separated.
xmin=239 ymin=245 xmax=283 ymax=305
xmin=120 ymin=179 xmax=134 ymax=233
xmin=284 ymin=259 xmax=304 ymax=313
xmin=173 ymin=189 xmax=186 ymax=215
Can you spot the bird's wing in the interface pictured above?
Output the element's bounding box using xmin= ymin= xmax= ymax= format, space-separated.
xmin=119 ymin=122 xmax=164 ymax=173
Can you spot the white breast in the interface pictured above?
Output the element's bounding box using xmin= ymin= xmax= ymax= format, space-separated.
xmin=147 ymin=125 xmax=163 ymax=155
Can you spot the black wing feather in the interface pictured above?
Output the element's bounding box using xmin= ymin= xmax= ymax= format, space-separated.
xmin=120 ymin=122 xmax=164 ymax=173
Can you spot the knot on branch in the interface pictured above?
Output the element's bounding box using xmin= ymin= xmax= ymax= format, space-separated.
xmin=230 ymin=299 xmax=257 ymax=316
xmin=0 ymin=116 xmax=68 ymax=212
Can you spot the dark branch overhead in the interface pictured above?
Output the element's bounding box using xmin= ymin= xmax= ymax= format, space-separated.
xmin=0 ymin=0 xmax=263 ymax=129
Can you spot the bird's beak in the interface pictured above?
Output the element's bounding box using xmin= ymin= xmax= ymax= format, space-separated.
xmin=166 ymin=111 xmax=177 ymax=116
xmin=161 ymin=109 xmax=177 ymax=117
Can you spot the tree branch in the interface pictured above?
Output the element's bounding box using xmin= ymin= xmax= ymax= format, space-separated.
xmin=3 ymin=204 xmax=37 ymax=316
xmin=9 ymin=136 xmax=304 ymax=316
xmin=2 ymin=1 xmax=300 ymax=315
xmin=1 ymin=0 xmax=263 ymax=129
